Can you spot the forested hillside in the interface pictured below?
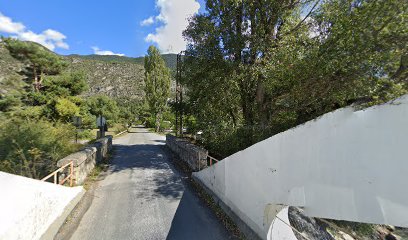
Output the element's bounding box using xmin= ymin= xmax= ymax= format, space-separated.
xmin=0 ymin=42 xmax=177 ymax=102
xmin=68 ymin=53 xmax=178 ymax=70
xmin=0 ymin=39 xmax=141 ymax=179
xmin=0 ymin=37 xmax=178 ymax=179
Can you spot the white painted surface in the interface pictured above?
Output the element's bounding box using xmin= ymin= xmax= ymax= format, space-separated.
xmin=267 ymin=207 xmax=297 ymax=240
xmin=0 ymin=171 xmax=83 ymax=240
xmin=193 ymin=95 xmax=408 ymax=239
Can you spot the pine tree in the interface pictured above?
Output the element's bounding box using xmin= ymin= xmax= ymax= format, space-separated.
xmin=2 ymin=37 xmax=66 ymax=91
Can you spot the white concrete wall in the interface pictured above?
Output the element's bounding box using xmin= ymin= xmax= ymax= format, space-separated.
xmin=193 ymin=94 xmax=408 ymax=239
xmin=0 ymin=171 xmax=83 ymax=240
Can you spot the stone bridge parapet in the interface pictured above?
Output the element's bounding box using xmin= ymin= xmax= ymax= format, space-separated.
xmin=57 ymin=135 xmax=112 ymax=185
xmin=166 ymin=134 xmax=207 ymax=171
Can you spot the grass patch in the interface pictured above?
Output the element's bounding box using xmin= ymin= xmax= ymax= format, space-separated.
xmin=83 ymin=165 xmax=104 ymax=190
xmin=332 ymin=220 xmax=374 ymax=236
xmin=82 ymin=148 xmax=113 ymax=190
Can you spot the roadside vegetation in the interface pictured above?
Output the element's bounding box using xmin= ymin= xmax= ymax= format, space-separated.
xmin=180 ymin=0 xmax=407 ymax=157
xmin=0 ymin=0 xmax=406 ymax=185
xmin=141 ymin=45 xmax=174 ymax=133
xmin=0 ymin=38 xmax=135 ymax=179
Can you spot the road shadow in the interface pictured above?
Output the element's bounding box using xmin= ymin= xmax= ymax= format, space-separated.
xmin=109 ymin=143 xmax=233 ymax=239
xmin=109 ymin=144 xmax=184 ymax=200
xmin=166 ymin=190 xmax=235 ymax=240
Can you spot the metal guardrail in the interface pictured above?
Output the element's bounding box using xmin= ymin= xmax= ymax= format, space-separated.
xmin=207 ymin=155 xmax=219 ymax=166
xmin=41 ymin=161 xmax=74 ymax=187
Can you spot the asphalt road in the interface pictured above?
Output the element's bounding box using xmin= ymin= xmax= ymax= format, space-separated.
xmin=70 ymin=127 xmax=233 ymax=240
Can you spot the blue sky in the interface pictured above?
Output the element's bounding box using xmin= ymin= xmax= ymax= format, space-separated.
xmin=0 ymin=0 xmax=206 ymax=57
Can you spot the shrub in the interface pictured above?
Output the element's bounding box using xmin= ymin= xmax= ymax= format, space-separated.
xmin=76 ymin=129 xmax=94 ymax=140
xmin=55 ymin=98 xmax=80 ymax=121
xmin=160 ymin=120 xmax=172 ymax=132
xmin=145 ymin=116 xmax=156 ymax=129
xmin=0 ymin=119 xmax=79 ymax=179
xmin=110 ymin=123 xmax=128 ymax=134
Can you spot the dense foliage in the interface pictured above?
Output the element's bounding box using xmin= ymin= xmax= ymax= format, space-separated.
xmin=0 ymin=39 xmax=135 ymax=178
xmin=2 ymin=38 xmax=66 ymax=92
xmin=0 ymin=119 xmax=77 ymax=179
xmin=182 ymin=0 xmax=407 ymax=157
xmin=144 ymin=45 xmax=172 ymax=132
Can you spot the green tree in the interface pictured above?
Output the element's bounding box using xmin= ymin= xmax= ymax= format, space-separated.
xmin=42 ymin=71 xmax=88 ymax=97
xmin=25 ymin=71 xmax=88 ymax=121
xmin=144 ymin=45 xmax=171 ymax=132
xmin=0 ymin=75 xmax=27 ymax=112
xmin=183 ymin=0 xmax=407 ymax=157
xmin=86 ymin=95 xmax=120 ymax=123
xmin=183 ymin=0 xmax=313 ymax=151
xmin=2 ymin=38 xmax=66 ymax=92
xmin=55 ymin=98 xmax=80 ymax=121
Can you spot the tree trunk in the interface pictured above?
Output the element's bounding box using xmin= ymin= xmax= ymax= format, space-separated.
xmin=155 ymin=111 xmax=161 ymax=132
xmin=33 ymin=68 xmax=38 ymax=91
xmin=38 ymin=69 xmax=44 ymax=90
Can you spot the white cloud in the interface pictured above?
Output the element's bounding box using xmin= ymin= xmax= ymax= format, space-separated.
xmin=91 ymin=46 xmax=125 ymax=56
xmin=55 ymin=41 xmax=69 ymax=49
xmin=0 ymin=13 xmax=25 ymax=33
xmin=0 ymin=12 xmax=69 ymax=51
xmin=140 ymin=16 xmax=155 ymax=26
xmin=142 ymin=0 xmax=200 ymax=53
xmin=43 ymin=29 xmax=66 ymax=41
xmin=18 ymin=29 xmax=69 ymax=51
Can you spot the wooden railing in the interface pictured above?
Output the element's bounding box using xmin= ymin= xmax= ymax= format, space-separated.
xmin=207 ymin=155 xmax=219 ymax=166
xmin=41 ymin=161 xmax=74 ymax=187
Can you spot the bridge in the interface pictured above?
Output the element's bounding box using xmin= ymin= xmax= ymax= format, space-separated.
xmin=68 ymin=127 xmax=232 ymax=240
xmin=0 ymin=128 xmax=235 ymax=240
xmin=1 ymin=94 xmax=408 ymax=240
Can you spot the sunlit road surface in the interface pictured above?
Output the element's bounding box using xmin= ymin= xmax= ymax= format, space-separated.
xmin=70 ymin=127 xmax=233 ymax=240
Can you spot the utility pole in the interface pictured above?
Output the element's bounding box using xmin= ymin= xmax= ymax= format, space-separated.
xmin=176 ymin=52 xmax=184 ymax=137
xmin=176 ymin=54 xmax=179 ymax=137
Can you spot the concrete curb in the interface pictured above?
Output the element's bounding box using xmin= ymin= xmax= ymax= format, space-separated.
xmin=40 ymin=188 xmax=86 ymax=240
xmin=114 ymin=129 xmax=129 ymax=138
xmin=192 ymin=175 xmax=262 ymax=240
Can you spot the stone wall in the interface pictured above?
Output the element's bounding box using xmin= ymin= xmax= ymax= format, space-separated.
xmin=92 ymin=136 xmax=113 ymax=163
xmin=166 ymin=134 xmax=208 ymax=171
xmin=57 ymin=136 xmax=112 ymax=185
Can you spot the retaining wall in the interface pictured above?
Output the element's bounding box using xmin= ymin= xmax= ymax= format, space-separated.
xmin=193 ymin=95 xmax=408 ymax=240
xmin=0 ymin=171 xmax=84 ymax=240
xmin=57 ymin=135 xmax=112 ymax=185
xmin=166 ymin=134 xmax=208 ymax=171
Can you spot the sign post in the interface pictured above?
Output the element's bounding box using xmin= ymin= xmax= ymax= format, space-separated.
xmin=96 ymin=116 xmax=106 ymax=139
xmin=72 ymin=116 xmax=82 ymax=143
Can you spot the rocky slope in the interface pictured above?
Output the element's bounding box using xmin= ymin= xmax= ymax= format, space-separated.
xmin=0 ymin=41 xmax=177 ymax=101
xmin=65 ymin=56 xmax=146 ymax=101
xmin=0 ymin=43 xmax=26 ymax=95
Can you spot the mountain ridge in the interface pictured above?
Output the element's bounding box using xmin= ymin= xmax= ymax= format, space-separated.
xmin=0 ymin=40 xmax=177 ymax=102
xmin=65 ymin=53 xmax=178 ymax=70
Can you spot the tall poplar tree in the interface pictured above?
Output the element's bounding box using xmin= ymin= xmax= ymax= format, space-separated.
xmin=144 ymin=45 xmax=171 ymax=132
